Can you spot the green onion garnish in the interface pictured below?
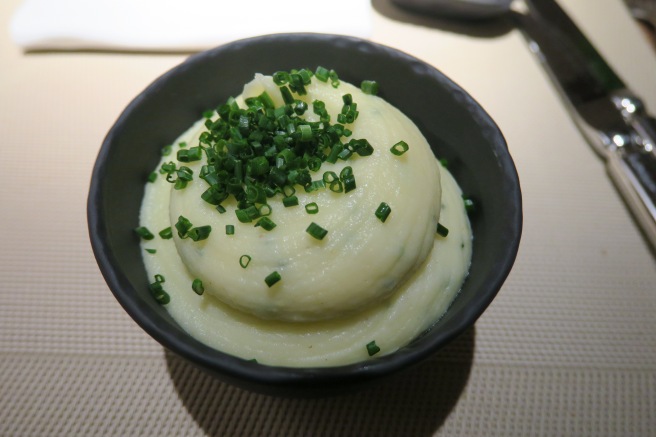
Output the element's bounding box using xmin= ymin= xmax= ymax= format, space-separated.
xmin=159 ymin=227 xmax=173 ymax=239
xmin=439 ymin=158 xmax=448 ymax=168
xmin=175 ymin=216 xmax=193 ymax=238
xmin=174 ymin=216 xmax=211 ymax=241
xmin=149 ymin=274 xmax=169 ymax=305
xmin=315 ymin=66 xmax=330 ymax=82
xmin=255 ymin=217 xmax=276 ymax=231
xmin=226 ymin=224 xmax=235 ymax=235
xmin=328 ymin=180 xmax=344 ymax=193
xmin=283 ymin=195 xmax=299 ymax=207
xmin=173 ymin=166 xmax=193 ymax=190
xmin=135 ymin=226 xmax=154 ymax=240
xmin=306 ymin=222 xmax=328 ymax=240
xmin=342 ymin=175 xmax=356 ymax=193
xmin=177 ymin=147 xmax=203 ymax=163
xmin=463 ymin=196 xmax=475 ymax=214
xmin=147 ymin=172 xmax=157 ymax=183
xmin=239 ymin=255 xmax=251 ymax=268
xmin=339 ymin=166 xmax=357 ymax=193
xmin=150 ymin=69 xmax=379 ymax=235
xmin=375 ymin=202 xmax=392 ymax=223
xmin=192 ymin=278 xmax=204 ymax=295
xmin=305 ymin=202 xmax=319 ymax=214
xmin=360 ymin=80 xmax=379 ymax=95
xmin=161 ymin=145 xmax=172 ymax=156
xmin=304 ymin=180 xmax=325 ymax=193
xmin=187 ymin=225 xmax=212 ymax=241
xmin=390 ymin=141 xmax=409 ymax=156
xmin=145 ymin=248 xmax=157 ymax=254
xmin=329 ymin=69 xmax=340 ymax=88
xmin=436 ymin=223 xmax=449 ymax=237
xmin=265 ymin=271 xmax=281 ymax=287
xmin=366 ymin=340 xmax=380 ymax=356
xmin=160 ymin=161 xmax=176 ymax=176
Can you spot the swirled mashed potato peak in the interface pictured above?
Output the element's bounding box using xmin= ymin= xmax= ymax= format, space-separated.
xmin=139 ymin=70 xmax=472 ymax=367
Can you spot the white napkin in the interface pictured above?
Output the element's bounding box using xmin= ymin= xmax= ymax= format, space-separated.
xmin=9 ymin=0 xmax=373 ymax=51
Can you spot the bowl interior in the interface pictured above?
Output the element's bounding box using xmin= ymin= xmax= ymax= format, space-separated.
xmin=88 ymin=33 xmax=521 ymax=395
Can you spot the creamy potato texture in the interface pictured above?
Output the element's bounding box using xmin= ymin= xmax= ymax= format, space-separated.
xmin=139 ymin=72 xmax=472 ymax=367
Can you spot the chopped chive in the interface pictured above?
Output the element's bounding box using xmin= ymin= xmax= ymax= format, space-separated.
xmin=328 ymin=180 xmax=343 ymax=193
xmin=273 ymin=71 xmax=290 ymax=85
xmin=226 ymin=224 xmax=235 ymax=235
xmin=339 ymin=166 xmax=353 ymax=179
xmin=283 ymin=195 xmax=299 ymax=207
xmin=361 ymin=80 xmax=379 ymax=95
xmin=160 ymin=161 xmax=176 ymax=175
xmin=188 ymin=225 xmax=212 ymax=241
xmin=239 ymin=255 xmax=252 ymax=268
xmin=304 ymin=180 xmax=325 ymax=193
xmin=161 ymin=145 xmax=172 ymax=156
xmin=439 ymin=158 xmax=448 ymax=168
xmin=350 ymin=139 xmax=373 ymax=156
xmin=145 ymin=248 xmax=157 ymax=254
xmin=258 ymin=204 xmax=272 ymax=217
xmin=279 ymin=86 xmax=294 ymax=105
xmin=322 ymin=171 xmax=338 ymax=184
xmin=149 ymin=280 xmax=170 ymax=305
xmin=135 ymin=226 xmax=154 ymax=240
xmin=147 ymin=172 xmax=157 ymax=183
xmin=305 ymin=202 xmax=319 ymax=214
xmin=463 ymin=196 xmax=476 ymax=214
xmin=175 ymin=216 xmax=193 ymax=238
xmin=342 ymin=175 xmax=356 ymax=193
xmin=149 ymin=274 xmax=169 ymax=304
xmin=235 ymin=209 xmax=252 ymax=223
xmin=306 ymin=222 xmax=328 ymax=240
xmin=265 ymin=271 xmax=281 ymax=287
xmin=177 ymin=146 xmax=203 ymax=163
xmin=145 ymin=68 xmax=383 ymax=231
xmin=375 ymin=202 xmax=392 ymax=223
xmin=390 ymin=141 xmax=409 ymax=156
xmin=294 ymin=100 xmax=308 ymax=116
xmin=366 ymin=340 xmax=380 ymax=356
xmin=436 ymin=223 xmax=449 ymax=237
xmin=298 ymin=124 xmax=312 ymax=141
xmin=158 ymin=227 xmax=172 ymax=239
xmin=192 ymin=278 xmax=204 ymax=295
xmin=255 ymin=217 xmax=276 ymax=231
xmin=315 ymin=66 xmax=330 ymax=82
xmin=329 ymin=69 xmax=340 ymax=88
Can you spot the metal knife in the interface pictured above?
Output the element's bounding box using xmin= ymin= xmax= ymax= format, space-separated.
xmin=513 ymin=0 xmax=656 ymax=250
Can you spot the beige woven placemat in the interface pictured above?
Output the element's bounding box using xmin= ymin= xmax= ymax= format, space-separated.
xmin=2 ymin=0 xmax=655 ymax=435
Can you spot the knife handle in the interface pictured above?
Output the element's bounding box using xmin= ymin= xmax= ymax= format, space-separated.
xmin=606 ymin=147 xmax=656 ymax=249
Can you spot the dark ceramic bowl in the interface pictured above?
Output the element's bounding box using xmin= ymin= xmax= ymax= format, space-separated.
xmin=88 ymin=33 xmax=521 ymax=396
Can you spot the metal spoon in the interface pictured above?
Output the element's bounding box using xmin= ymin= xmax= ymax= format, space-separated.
xmin=390 ymin=0 xmax=512 ymax=20
xmin=392 ymin=0 xmax=656 ymax=251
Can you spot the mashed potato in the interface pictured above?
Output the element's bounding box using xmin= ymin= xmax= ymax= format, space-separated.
xmin=138 ymin=71 xmax=472 ymax=367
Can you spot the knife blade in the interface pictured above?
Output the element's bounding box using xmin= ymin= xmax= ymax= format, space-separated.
xmin=513 ymin=0 xmax=656 ymax=250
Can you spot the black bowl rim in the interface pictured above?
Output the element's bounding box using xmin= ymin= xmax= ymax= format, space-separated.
xmin=88 ymin=33 xmax=522 ymax=391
